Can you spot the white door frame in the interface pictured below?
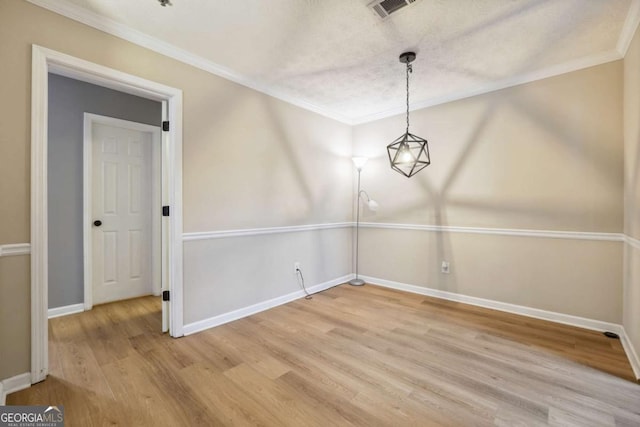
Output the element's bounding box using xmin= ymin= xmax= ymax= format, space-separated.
xmin=31 ymin=45 xmax=184 ymax=384
xmin=83 ymin=114 xmax=163 ymax=309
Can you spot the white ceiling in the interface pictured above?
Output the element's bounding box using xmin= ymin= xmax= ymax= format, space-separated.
xmin=30 ymin=0 xmax=640 ymax=124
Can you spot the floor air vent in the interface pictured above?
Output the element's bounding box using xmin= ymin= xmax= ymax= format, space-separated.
xmin=368 ymin=0 xmax=417 ymax=19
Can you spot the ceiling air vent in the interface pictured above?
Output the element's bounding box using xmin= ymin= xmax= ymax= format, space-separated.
xmin=368 ymin=0 xmax=417 ymax=19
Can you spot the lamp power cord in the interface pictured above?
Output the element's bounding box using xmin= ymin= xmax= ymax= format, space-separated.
xmin=295 ymin=267 xmax=313 ymax=300
xmin=295 ymin=266 xmax=345 ymax=299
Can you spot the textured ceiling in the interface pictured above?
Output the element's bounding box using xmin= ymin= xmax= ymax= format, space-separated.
xmin=30 ymin=0 xmax=639 ymax=123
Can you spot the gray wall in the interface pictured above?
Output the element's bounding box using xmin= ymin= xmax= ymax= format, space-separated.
xmin=48 ymin=74 xmax=161 ymax=309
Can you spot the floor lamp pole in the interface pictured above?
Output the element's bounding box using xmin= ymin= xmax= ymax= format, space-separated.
xmin=350 ymin=168 xmax=365 ymax=286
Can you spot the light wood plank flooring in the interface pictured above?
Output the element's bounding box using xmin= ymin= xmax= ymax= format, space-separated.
xmin=8 ymin=284 xmax=640 ymax=426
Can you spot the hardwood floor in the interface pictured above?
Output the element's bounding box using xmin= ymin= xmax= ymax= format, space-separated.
xmin=8 ymin=284 xmax=640 ymax=426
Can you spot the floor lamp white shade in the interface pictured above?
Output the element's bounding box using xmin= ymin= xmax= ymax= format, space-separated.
xmin=352 ymin=156 xmax=368 ymax=171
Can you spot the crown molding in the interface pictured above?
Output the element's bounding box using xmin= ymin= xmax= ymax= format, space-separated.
xmin=617 ymin=0 xmax=640 ymax=56
xmin=351 ymin=50 xmax=623 ymax=124
xmin=28 ymin=0 xmax=625 ymax=126
xmin=26 ymin=0 xmax=354 ymax=124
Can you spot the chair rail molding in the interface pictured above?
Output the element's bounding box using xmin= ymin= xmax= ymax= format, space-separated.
xmin=625 ymin=234 xmax=640 ymax=250
xmin=359 ymin=222 xmax=623 ymax=242
xmin=183 ymin=222 xmax=623 ymax=242
xmin=0 ymin=243 xmax=31 ymax=257
xmin=183 ymin=222 xmax=352 ymax=241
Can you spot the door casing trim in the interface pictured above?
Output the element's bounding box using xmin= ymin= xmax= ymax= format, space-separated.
xmin=31 ymin=44 xmax=184 ymax=384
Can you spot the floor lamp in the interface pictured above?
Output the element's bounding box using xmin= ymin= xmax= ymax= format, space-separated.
xmin=350 ymin=157 xmax=378 ymax=286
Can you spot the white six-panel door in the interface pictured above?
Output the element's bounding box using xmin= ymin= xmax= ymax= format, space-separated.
xmin=91 ymin=122 xmax=154 ymax=305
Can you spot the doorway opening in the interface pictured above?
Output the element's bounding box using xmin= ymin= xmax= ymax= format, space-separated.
xmin=31 ymin=45 xmax=184 ymax=384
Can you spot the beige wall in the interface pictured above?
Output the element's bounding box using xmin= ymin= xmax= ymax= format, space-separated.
xmin=623 ymin=21 xmax=640 ymax=367
xmin=0 ymin=0 xmax=353 ymax=238
xmin=360 ymin=229 xmax=622 ymax=323
xmin=353 ymin=61 xmax=624 ymax=324
xmin=0 ymin=256 xmax=30 ymax=379
xmin=0 ymin=0 xmax=352 ymax=380
xmin=183 ymin=95 xmax=352 ymax=232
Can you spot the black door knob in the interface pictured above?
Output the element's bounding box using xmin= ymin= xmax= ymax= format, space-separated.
xmin=93 ymin=220 xmax=102 ymax=227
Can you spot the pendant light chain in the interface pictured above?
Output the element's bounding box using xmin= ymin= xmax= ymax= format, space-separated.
xmin=406 ymin=62 xmax=412 ymax=134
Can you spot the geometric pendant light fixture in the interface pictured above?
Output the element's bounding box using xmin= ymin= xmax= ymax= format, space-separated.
xmin=387 ymin=51 xmax=431 ymax=178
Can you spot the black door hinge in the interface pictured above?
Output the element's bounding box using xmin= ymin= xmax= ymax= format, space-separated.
xmin=162 ymin=206 xmax=170 ymax=217
xmin=162 ymin=290 xmax=170 ymax=301
xmin=162 ymin=121 xmax=170 ymax=131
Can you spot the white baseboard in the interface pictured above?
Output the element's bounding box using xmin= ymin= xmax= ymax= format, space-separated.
xmin=47 ymin=303 xmax=85 ymax=319
xmin=361 ymin=275 xmax=640 ymax=380
xmin=360 ymin=275 xmax=623 ymax=333
xmin=0 ymin=372 xmax=31 ymax=405
xmin=620 ymin=329 xmax=640 ymax=380
xmin=183 ymin=274 xmax=354 ymax=336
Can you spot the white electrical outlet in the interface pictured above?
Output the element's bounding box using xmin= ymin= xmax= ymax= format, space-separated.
xmin=441 ymin=261 xmax=450 ymax=274
xmin=294 ymin=262 xmax=302 ymax=274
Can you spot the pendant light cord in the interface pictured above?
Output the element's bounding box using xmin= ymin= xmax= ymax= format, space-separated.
xmin=406 ymin=62 xmax=412 ymax=134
